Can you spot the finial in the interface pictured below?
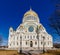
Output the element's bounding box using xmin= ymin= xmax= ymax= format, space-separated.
xmin=30 ymin=6 xmax=32 ymax=11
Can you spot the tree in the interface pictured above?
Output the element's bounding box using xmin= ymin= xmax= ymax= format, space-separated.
xmin=0 ymin=35 xmax=3 ymax=46
xmin=49 ymin=0 xmax=60 ymax=35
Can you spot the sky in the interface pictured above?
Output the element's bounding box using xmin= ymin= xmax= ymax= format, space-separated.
xmin=0 ymin=0 xmax=60 ymax=46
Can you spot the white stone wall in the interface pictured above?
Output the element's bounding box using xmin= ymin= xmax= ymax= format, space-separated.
xmin=8 ymin=9 xmax=53 ymax=50
xmin=8 ymin=29 xmax=53 ymax=50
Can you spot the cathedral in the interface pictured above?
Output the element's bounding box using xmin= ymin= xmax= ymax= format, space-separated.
xmin=8 ymin=8 xmax=53 ymax=51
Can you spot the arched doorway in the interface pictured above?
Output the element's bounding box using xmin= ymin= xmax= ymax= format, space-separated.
xmin=30 ymin=41 xmax=33 ymax=47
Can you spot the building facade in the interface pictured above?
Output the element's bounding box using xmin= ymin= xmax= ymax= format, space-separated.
xmin=8 ymin=9 xmax=53 ymax=51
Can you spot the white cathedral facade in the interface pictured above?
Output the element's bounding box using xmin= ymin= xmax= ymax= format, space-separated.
xmin=8 ymin=9 xmax=53 ymax=51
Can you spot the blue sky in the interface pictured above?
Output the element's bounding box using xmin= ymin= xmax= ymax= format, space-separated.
xmin=0 ymin=0 xmax=60 ymax=45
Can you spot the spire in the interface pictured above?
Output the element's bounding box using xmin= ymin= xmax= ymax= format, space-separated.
xmin=30 ymin=6 xmax=32 ymax=11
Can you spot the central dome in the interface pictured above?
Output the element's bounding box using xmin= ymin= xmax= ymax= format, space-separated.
xmin=23 ymin=8 xmax=39 ymax=23
xmin=24 ymin=8 xmax=38 ymax=17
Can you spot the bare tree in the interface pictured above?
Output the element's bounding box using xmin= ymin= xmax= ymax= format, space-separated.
xmin=49 ymin=0 xmax=60 ymax=35
xmin=0 ymin=35 xmax=3 ymax=46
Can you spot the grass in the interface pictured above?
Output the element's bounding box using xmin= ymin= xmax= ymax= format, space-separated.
xmin=0 ymin=50 xmax=24 ymax=55
xmin=0 ymin=49 xmax=60 ymax=55
xmin=41 ymin=49 xmax=60 ymax=55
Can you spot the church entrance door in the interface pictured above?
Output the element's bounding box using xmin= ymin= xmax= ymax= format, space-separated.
xmin=30 ymin=41 xmax=33 ymax=47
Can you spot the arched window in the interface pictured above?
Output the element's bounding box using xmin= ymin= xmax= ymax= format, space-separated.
xmin=41 ymin=42 xmax=43 ymax=45
xmin=26 ymin=41 xmax=27 ymax=45
xmin=20 ymin=36 xmax=22 ymax=39
xmin=28 ymin=36 xmax=29 ymax=38
xmin=17 ymin=42 xmax=18 ymax=45
xmin=48 ymin=37 xmax=49 ymax=40
xmin=13 ymin=42 xmax=15 ymax=45
xmin=48 ymin=42 xmax=49 ymax=45
xmin=17 ymin=37 xmax=18 ymax=40
xmin=24 ymin=16 xmax=38 ymax=22
xmin=10 ymin=44 xmax=11 ymax=46
xmin=30 ymin=36 xmax=32 ymax=39
xmin=25 ymin=36 xmax=26 ymax=39
xmin=33 ymin=36 xmax=35 ymax=39
xmin=35 ymin=41 xmax=37 ymax=45
xmin=30 ymin=41 xmax=33 ymax=47
xmin=10 ymin=35 xmax=13 ymax=38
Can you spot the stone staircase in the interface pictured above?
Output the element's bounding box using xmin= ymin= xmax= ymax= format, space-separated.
xmin=22 ymin=51 xmax=31 ymax=55
xmin=22 ymin=50 xmax=43 ymax=55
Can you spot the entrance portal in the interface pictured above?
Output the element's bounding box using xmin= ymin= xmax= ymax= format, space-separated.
xmin=30 ymin=41 xmax=33 ymax=47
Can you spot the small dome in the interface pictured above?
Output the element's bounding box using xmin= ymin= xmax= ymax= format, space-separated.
xmin=24 ymin=8 xmax=38 ymax=17
xmin=9 ymin=27 xmax=13 ymax=31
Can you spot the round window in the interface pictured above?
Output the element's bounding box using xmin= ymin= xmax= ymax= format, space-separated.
xmin=28 ymin=26 xmax=34 ymax=32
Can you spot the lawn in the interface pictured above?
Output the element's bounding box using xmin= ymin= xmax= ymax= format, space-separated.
xmin=0 ymin=49 xmax=60 ymax=55
xmin=0 ymin=50 xmax=23 ymax=55
xmin=41 ymin=49 xmax=60 ymax=55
